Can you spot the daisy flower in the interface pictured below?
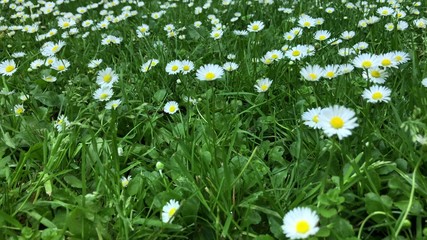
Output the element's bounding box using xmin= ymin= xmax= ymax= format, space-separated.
xmin=318 ymin=105 xmax=358 ymax=140
xmin=285 ymin=45 xmax=308 ymax=61
xmin=58 ymin=17 xmax=75 ymax=29
xmin=93 ymin=86 xmax=114 ymax=102
xmin=120 ymin=176 xmax=132 ymax=188
xmin=385 ymin=23 xmax=394 ymax=31
xmin=290 ymin=27 xmax=303 ymax=37
xmin=338 ymin=48 xmax=355 ymax=57
xmin=14 ymin=104 xmax=25 ymax=116
xmin=54 ymin=114 xmax=71 ymax=131
xmin=362 ymin=85 xmax=391 ymax=103
xmin=136 ymin=24 xmax=150 ymax=37
xmin=51 ymin=59 xmax=70 ymax=72
xmin=422 ymin=78 xmax=427 ymax=87
xmin=247 ymin=21 xmax=264 ymax=32
xmin=302 ymin=107 xmax=322 ymax=129
xmin=223 ymin=62 xmax=239 ymax=72
xmin=314 ymin=30 xmax=331 ymax=41
xmin=283 ymin=32 xmax=296 ymax=41
xmin=298 ymin=15 xmax=316 ymax=28
xmin=141 ymin=59 xmax=159 ymax=73
xmin=352 ymin=53 xmax=380 ymax=69
xmin=339 ymin=64 xmax=355 ymax=74
xmin=165 ymin=60 xmax=182 ymax=75
xmin=353 ymin=42 xmax=369 ymax=52
xmin=41 ymin=40 xmax=66 ymax=56
xmin=282 ymin=207 xmax=320 ymax=239
xmin=210 ymin=29 xmax=223 ymax=40
xmin=196 ymin=64 xmax=224 ymax=81
xmin=254 ymin=78 xmax=273 ymax=92
xmin=340 ymin=30 xmax=355 ymax=40
xmin=45 ymin=57 xmax=57 ymax=66
xmin=162 ymin=199 xmax=180 ymax=223
xmin=97 ymin=67 xmax=118 ymax=86
xmin=105 ymin=99 xmax=122 ymax=110
xmin=12 ymin=52 xmax=25 ymax=58
xmin=413 ymin=18 xmax=427 ymax=29
xmin=377 ymin=6 xmax=394 ymax=16
xmin=378 ymin=53 xmax=397 ymax=68
xmin=88 ymin=59 xmax=102 ymax=69
xmin=300 ymin=64 xmax=324 ymax=81
xmin=397 ymin=21 xmax=409 ymax=31
xmin=325 ymin=7 xmax=335 ymax=13
xmin=266 ymin=50 xmax=283 ymax=61
xmin=362 ymin=67 xmax=389 ymax=84
xmin=0 ymin=59 xmax=17 ymax=76
xmin=43 ymin=75 xmax=57 ymax=82
xmin=30 ymin=59 xmax=45 ymax=69
xmin=323 ymin=64 xmax=341 ymax=79
xmin=261 ymin=56 xmax=274 ymax=65
xmin=392 ymin=51 xmax=410 ymax=65
xmin=181 ymin=60 xmax=194 ymax=74
xmin=164 ymin=101 xmax=179 ymax=114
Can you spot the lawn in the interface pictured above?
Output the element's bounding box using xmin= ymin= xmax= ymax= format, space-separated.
xmin=0 ymin=0 xmax=427 ymax=239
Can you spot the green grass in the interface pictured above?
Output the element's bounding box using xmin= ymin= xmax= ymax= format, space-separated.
xmin=0 ymin=0 xmax=427 ymax=239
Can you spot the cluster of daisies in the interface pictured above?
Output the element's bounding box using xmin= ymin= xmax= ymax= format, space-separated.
xmin=92 ymin=66 xmax=122 ymax=110
xmin=1 ymin=0 xmax=427 ymax=238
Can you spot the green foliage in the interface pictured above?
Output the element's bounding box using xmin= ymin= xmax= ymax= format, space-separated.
xmin=1 ymin=0 xmax=427 ymax=239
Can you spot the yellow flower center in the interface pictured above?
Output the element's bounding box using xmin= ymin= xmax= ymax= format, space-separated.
xmin=395 ymin=56 xmax=402 ymax=61
xmin=326 ymin=72 xmax=335 ymax=78
xmin=292 ymin=50 xmax=301 ymax=57
xmin=303 ymin=22 xmax=311 ymax=27
xmin=168 ymin=207 xmax=177 ymax=217
xmin=57 ymin=65 xmax=65 ymax=71
xmin=183 ymin=65 xmax=190 ymax=71
xmin=309 ymin=73 xmax=317 ymax=80
xmin=100 ymin=93 xmax=109 ymax=100
xmin=169 ymin=105 xmax=176 ymax=112
xmin=172 ymin=65 xmax=179 ymax=71
xmin=103 ymin=74 xmax=111 ymax=82
xmin=140 ymin=27 xmax=147 ymax=32
xmin=318 ymin=35 xmax=326 ymax=40
xmin=330 ymin=116 xmax=344 ymax=129
xmin=312 ymin=115 xmax=319 ymax=123
xmin=205 ymin=72 xmax=215 ymax=80
xmin=287 ymin=35 xmax=293 ymax=39
xmin=271 ymin=54 xmax=278 ymax=59
xmin=382 ymin=10 xmax=388 ymax=15
xmin=296 ymin=220 xmax=310 ymax=234
xmin=265 ymin=58 xmax=272 ymax=64
xmin=5 ymin=65 xmax=15 ymax=72
xmin=361 ymin=60 xmax=372 ymax=68
xmin=47 ymin=59 xmax=54 ymax=65
xmin=252 ymin=25 xmax=259 ymax=30
xmin=372 ymin=91 xmax=383 ymax=100
xmin=15 ymin=108 xmax=24 ymax=114
xmin=214 ymin=33 xmax=220 ymax=37
xmin=370 ymin=70 xmax=381 ymax=78
xmin=52 ymin=45 xmax=59 ymax=52
xmin=63 ymin=22 xmax=70 ymax=28
xmin=260 ymin=84 xmax=268 ymax=91
xmin=381 ymin=59 xmax=391 ymax=66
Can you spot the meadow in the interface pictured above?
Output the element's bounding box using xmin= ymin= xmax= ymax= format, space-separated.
xmin=1 ymin=0 xmax=427 ymax=239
